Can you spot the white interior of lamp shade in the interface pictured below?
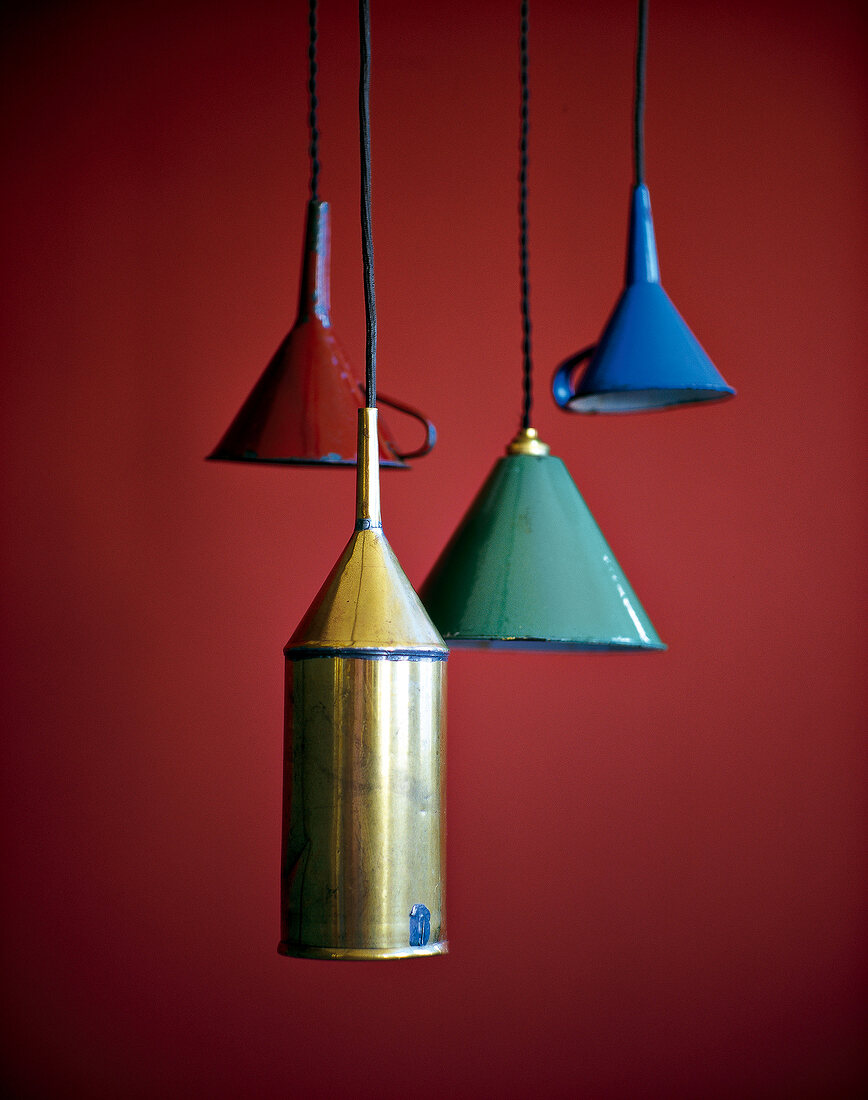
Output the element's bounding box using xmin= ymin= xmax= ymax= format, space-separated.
xmin=568 ymin=388 xmax=735 ymax=413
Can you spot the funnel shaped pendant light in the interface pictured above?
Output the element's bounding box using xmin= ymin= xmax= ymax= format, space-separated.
xmin=421 ymin=427 xmax=663 ymax=650
xmin=279 ymin=1 xmax=447 ymax=960
xmin=421 ymin=0 xmax=663 ymax=652
xmin=208 ymin=0 xmax=435 ymax=467
xmin=280 ymin=411 xmax=448 ymax=958
xmin=208 ymin=200 xmax=433 ymax=466
xmin=551 ymin=0 xmax=735 ymax=413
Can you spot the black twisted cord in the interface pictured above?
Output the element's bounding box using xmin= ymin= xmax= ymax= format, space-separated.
xmin=359 ymin=0 xmax=376 ymax=407
xmin=633 ymin=0 xmax=648 ymax=186
xmin=308 ymin=0 xmax=320 ymax=201
xmin=518 ymin=0 xmax=533 ymax=431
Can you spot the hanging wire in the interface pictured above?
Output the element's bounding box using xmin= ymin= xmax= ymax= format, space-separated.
xmin=359 ymin=0 xmax=376 ymax=408
xmin=518 ymin=0 xmax=533 ymax=431
xmin=308 ymin=0 xmax=321 ymax=202
xmin=633 ymin=0 xmax=649 ymax=186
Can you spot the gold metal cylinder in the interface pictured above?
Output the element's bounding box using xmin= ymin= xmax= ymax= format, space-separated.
xmin=279 ymin=409 xmax=448 ymax=960
xmin=280 ymin=653 xmax=446 ymax=959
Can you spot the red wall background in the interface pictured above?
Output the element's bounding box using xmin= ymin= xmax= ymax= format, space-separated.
xmin=1 ymin=1 xmax=865 ymax=1096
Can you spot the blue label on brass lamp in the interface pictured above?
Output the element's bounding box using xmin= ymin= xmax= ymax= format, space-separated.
xmin=409 ymin=904 xmax=431 ymax=946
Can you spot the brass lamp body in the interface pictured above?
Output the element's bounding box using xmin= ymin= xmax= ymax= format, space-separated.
xmin=279 ymin=409 xmax=448 ymax=960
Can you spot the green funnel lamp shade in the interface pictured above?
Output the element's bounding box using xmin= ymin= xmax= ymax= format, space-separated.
xmin=420 ymin=3 xmax=664 ymax=652
xmin=420 ymin=429 xmax=664 ymax=651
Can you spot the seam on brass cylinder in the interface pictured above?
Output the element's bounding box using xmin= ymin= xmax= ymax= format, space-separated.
xmin=283 ymin=646 xmax=448 ymax=661
xmin=206 ymin=455 xmax=408 ymax=467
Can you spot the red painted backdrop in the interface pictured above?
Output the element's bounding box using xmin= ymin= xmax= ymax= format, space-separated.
xmin=1 ymin=1 xmax=865 ymax=1096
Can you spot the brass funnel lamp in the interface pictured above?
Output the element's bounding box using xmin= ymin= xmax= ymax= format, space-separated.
xmin=420 ymin=0 xmax=664 ymax=652
xmin=209 ymin=0 xmax=435 ymax=467
xmin=551 ymin=0 xmax=735 ymax=413
xmin=279 ymin=0 xmax=448 ymax=960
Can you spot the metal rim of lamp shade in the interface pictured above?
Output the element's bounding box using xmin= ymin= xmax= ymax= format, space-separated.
xmin=419 ymin=426 xmax=665 ymax=651
xmin=552 ymin=185 xmax=736 ymax=414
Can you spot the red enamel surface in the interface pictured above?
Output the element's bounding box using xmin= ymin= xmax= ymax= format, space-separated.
xmin=210 ymin=202 xmax=410 ymax=465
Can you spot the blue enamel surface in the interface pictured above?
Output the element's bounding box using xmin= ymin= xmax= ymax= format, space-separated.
xmin=626 ymin=185 xmax=660 ymax=284
xmin=552 ymin=185 xmax=735 ymax=412
xmin=409 ymin=904 xmax=431 ymax=947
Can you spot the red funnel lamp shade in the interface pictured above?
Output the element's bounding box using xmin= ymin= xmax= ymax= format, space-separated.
xmin=208 ymin=200 xmax=434 ymax=467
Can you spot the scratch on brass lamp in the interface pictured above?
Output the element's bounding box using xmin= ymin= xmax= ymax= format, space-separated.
xmin=208 ymin=0 xmax=435 ymax=467
xmin=420 ymin=0 xmax=664 ymax=652
xmin=278 ymin=0 xmax=447 ymax=960
xmin=551 ymin=0 xmax=735 ymax=413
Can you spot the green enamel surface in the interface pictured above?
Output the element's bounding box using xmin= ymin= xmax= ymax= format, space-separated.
xmin=419 ymin=452 xmax=665 ymax=651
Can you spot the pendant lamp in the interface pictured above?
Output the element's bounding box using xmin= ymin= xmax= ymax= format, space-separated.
xmin=279 ymin=0 xmax=448 ymax=960
xmin=420 ymin=1 xmax=664 ymax=653
xmin=551 ymin=0 xmax=735 ymax=413
xmin=208 ymin=0 xmax=435 ymax=467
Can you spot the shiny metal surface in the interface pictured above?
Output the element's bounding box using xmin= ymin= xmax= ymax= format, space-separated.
xmin=287 ymin=410 xmax=447 ymax=657
xmin=507 ymin=426 xmax=550 ymax=456
xmin=279 ymin=409 xmax=448 ymax=959
xmin=279 ymin=654 xmax=446 ymax=959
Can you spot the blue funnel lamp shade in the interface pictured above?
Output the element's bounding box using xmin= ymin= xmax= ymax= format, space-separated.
xmin=552 ymin=0 xmax=735 ymax=414
xmin=552 ymin=185 xmax=736 ymax=412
